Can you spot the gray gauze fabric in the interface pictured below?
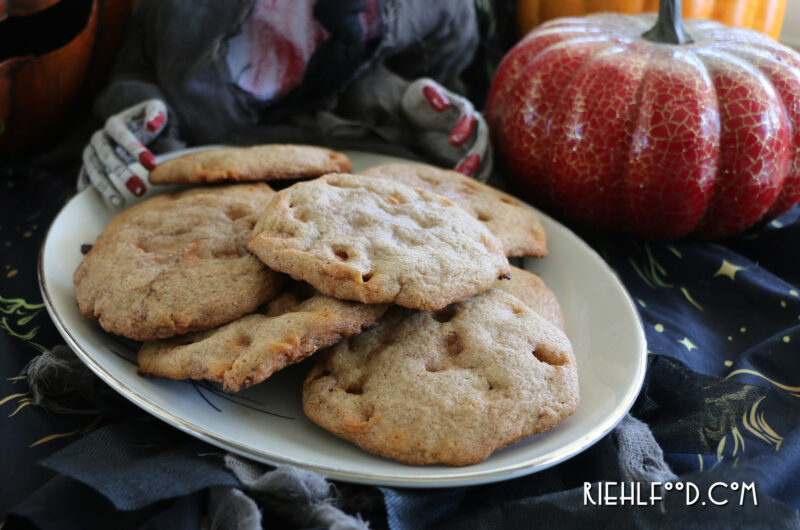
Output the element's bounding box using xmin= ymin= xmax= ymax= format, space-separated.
xmin=224 ymin=454 xmax=370 ymax=530
xmin=614 ymin=413 xmax=678 ymax=483
xmin=205 ymin=487 xmax=261 ymax=530
xmin=23 ymin=344 xmax=97 ymax=414
xmin=93 ymin=0 xmax=478 ymax=165
xmin=26 ymin=347 xmax=676 ymax=522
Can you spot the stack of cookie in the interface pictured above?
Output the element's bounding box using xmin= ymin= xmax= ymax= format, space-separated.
xmin=73 ymin=144 xmax=579 ymax=467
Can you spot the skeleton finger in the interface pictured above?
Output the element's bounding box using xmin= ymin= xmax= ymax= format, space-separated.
xmin=91 ymin=130 xmax=148 ymax=199
xmin=77 ymin=165 xmax=90 ymax=191
xmin=105 ymin=114 xmax=157 ymax=170
xmin=454 ymin=111 xmax=490 ymax=178
xmin=82 ymin=146 xmax=125 ymax=208
xmin=449 ymin=112 xmax=477 ymax=147
xmin=133 ymin=99 xmax=169 ymax=146
xmin=144 ymin=99 xmax=168 ymax=133
xmin=402 ymin=79 xmax=477 ymax=134
xmin=422 ymin=84 xmax=451 ymax=112
xmin=402 ymin=79 xmax=460 ymax=130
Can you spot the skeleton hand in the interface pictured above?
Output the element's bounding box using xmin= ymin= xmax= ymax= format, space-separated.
xmin=77 ymin=99 xmax=168 ymax=207
xmin=401 ymin=79 xmax=492 ymax=181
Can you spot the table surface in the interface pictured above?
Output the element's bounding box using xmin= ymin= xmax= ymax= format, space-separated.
xmin=3 ymin=162 xmax=800 ymax=528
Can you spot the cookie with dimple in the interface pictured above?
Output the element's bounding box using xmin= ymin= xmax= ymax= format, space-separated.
xmin=493 ymin=266 xmax=565 ymax=332
xmin=149 ymin=144 xmax=352 ymax=184
xmin=74 ymin=184 xmax=285 ymax=341
xmin=303 ymin=289 xmax=579 ymax=466
xmin=359 ymin=163 xmax=547 ymax=257
xmin=138 ymin=285 xmax=388 ymax=392
xmin=247 ymin=173 xmax=512 ymax=311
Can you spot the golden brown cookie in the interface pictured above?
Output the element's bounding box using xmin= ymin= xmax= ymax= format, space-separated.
xmin=359 ymin=163 xmax=547 ymax=257
xmin=149 ymin=145 xmax=352 ymax=184
xmin=74 ymin=184 xmax=285 ymax=341
xmin=303 ymin=289 xmax=579 ymax=466
xmin=138 ymin=285 xmax=388 ymax=392
xmin=247 ymin=173 xmax=511 ymax=311
xmin=493 ymin=266 xmax=565 ymax=332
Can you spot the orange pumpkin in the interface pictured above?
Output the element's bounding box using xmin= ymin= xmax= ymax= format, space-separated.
xmin=0 ymin=0 xmax=132 ymax=153
xmin=517 ymin=0 xmax=787 ymax=40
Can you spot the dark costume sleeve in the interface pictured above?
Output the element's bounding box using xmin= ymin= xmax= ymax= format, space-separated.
xmin=91 ymin=0 xmax=479 ymax=161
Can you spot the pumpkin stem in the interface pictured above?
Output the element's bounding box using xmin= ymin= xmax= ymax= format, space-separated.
xmin=642 ymin=0 xmax=694 ymax=45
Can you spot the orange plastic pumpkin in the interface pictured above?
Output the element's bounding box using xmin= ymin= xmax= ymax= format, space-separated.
xmin=517 ymin=0 xmax=787 ymax=40
xmin=0 ymin=0 xmax=132 ymax=153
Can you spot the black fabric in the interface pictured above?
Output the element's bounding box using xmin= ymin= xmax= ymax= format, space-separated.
xmin=462 ymin=0 xmax=520 ymax=108
xmin=6 ymin=476 xmax=205 ymax=530
xmin=432 ymin=466 xmax=800 ymax=530
xmin=38 ymin=419 xmax=238 ymax=510
xmin=2 ymin=2 xmax=800 ymax=522
xmin=3 ymin=160 xmax=800 ymax=530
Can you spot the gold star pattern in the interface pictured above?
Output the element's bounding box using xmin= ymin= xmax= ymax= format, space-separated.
xmin=679 ymin=337 xmax=698 ymax=351
xmin=714 ymin=260 xmax=745 ymax=281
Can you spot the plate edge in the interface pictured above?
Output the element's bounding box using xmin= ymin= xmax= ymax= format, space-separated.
xmin=36 ymin=156 xmax=649 ymax=488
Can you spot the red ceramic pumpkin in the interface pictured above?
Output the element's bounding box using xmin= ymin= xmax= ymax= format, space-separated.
xmin=487 ymin=0 xmax=800 ymax=239
xmin=0 ymin=0 xmax=132 ymax=153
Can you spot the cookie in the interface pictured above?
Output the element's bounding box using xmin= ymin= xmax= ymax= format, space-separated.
xmin=359 ymin=163 xmax=547 ymax=257
xmin=247 ymin=173 xmax=511 ymax=311
xmin=74 ymin=184 xmax=285 ymax=341
xmin=149 ymin=144 xmax=352 ymax=184
xmin=138 ymin=285 xmax=388 ymax=392
xmin=303 ymin=289 xmax=579 ymax=466
xmin=493 ymin=266 xmax=565 ymax=331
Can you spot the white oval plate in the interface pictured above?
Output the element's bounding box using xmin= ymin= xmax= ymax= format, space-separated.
xmin=39 ymin=149 xmax=646 ymax=488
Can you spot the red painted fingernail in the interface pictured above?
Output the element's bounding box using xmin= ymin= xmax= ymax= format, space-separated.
xmin=422 ymin=85 xmax=451 ymax=112
xmin=125 ymin=175 xmax=146 ymax=197
xmin=449 ymin=113 xmax=477 ymax=147
xmin=455 ymin=153 xmax=481 ymax=176
xmin=139 ymin=151 xmax=156 ymax=170
xmin=146 ymin=111 xmax=165 ymax=132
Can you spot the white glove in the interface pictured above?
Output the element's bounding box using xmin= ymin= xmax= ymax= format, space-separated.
xmin=401 ymin=79 xmax=492 ymax=181
xmin=78 ymin=99 xmax=168 ymax=208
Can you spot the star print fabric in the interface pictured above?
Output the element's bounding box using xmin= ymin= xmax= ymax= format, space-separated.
xmin=3 ymin=156 xmax=800 ymax=524
xmin=586 ymin=207 xmax=800 ymax=507
xmin=590 ymin=212 xmax=800 ymax=378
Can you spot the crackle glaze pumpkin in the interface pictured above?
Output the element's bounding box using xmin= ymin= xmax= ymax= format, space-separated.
xmin=487 ymin=3 xmax=800 ymax=239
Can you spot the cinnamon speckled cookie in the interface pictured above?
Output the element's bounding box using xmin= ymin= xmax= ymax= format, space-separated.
xmin=494 ymin=266 xmax=565 ymax=332
xmin=138 ymin=285 xmax=388 ymax=392
xmin=74 ymin=184 xmax=284 ymax=341
xmin=149 ymin=145 xmax=352 ymax=184
xmin=359 ymin=163 xmax=547 ymax=257
xmin=247 ymin=173 xmax=511 ymax=311
xmin=302 ymin=289 xmax=579 ymax=466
